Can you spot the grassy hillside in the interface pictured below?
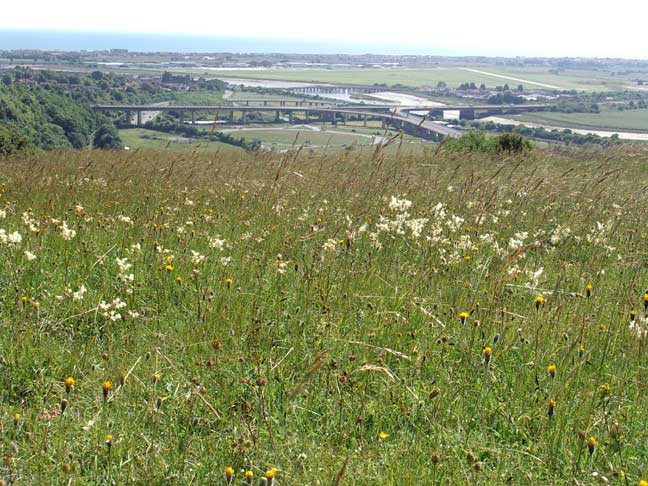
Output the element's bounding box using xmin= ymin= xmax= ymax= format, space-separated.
xmin=0 ymin=147 xmax=647 ymax=484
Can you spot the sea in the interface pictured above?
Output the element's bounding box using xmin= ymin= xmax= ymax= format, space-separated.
xmin=0 ymin=29 xmax=467 ymax=55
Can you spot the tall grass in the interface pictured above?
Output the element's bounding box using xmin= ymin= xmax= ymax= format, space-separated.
xmin=0 ymin=145 xmax=647 ymax=484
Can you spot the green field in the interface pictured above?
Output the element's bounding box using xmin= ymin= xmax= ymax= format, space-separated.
xmin=119 ymin=128 xmax=245 ymax=153
xmin=194 ymin=67 xmax=643 ymax=92
xmin=512 ymin=108 xmax=648 ymax=132
xmin=217 ymin=127 xmax=383 ymax=148
xmin=2 ymin=146 xmax=648 ymax=484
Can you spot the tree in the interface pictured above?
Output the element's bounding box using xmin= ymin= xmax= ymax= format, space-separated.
xmin=0 ymin=125 xmax=29 ymax=158
xmin=494 ymin=132 xmax=532 ymax=153
xmin=93 ymin=124 xmax=123 ymax=150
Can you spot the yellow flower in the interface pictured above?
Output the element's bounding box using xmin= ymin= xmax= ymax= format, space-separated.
xmin=14 ymin=412 xmax=20 ymax=424
xmin=165 ymin=264 xmax=174 ymax=272
xmin=65 ymin=376 xmax=75 ymax=393
xmin=175 ymin=276 xmax=183 ymax=284
xmin=265 ymin=468 xmax=278 ymax=479
xmin=535 ymin=295 xmax=545 ymax=309
xmin=547 ymin=399 xmax=556 ymax=417
xmin=225 ymin=466 xmax=234 ymax=478
xmin=587 ymin=436 xmax=597 ymax=454
xmin=379 ymin=431 xmax=389 ymax=440
xmin=105 ymin=434 xmax=113 ymax=449
xmin=245 ymin=470 xmax=254 ymax=479
xmin=639 ymin=480 xmax=648 ymax=486
xmin=20 ymin=295 xmax=28 ymax=302
xmin=459 ymin=311 xmax=470 ymax=322
xmin=547 ymin=364 xmax=557 ymax=378
xmin=585 ymin=283 xmax=593 ymax=297
xmin=225 ymin=277 xmax=233 ymax=288
xmin=482 ymin=346 xmax=492 ymax=365
xmin=152 ymin=373 xmax=161 ymax=383
xmin=102 ymin=380 xmax=111 ymax=400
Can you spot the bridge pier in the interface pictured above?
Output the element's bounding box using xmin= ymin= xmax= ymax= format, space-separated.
xmin=191 ymin=111 xmax=196 ymax=125
xmin=136 ymin=111 xmax=142 ymax=127
xmin=229 ymin=111 xmax=235 ymax=123
xmin=241 ymin=112 xmax=247 ymax=124
xmin=288 ymin=112 xmax=294 ymax=124
xmin=126 ymin=111 xmax=132 ymax=126
xmin=275 ymin=111 xmax=281 ymax=122
xmin=364 ymin=114 xmax=368 ymax=127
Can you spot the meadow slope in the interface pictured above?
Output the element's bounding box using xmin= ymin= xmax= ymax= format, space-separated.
xmin=0 ymin=145 xmax=647 ymax=484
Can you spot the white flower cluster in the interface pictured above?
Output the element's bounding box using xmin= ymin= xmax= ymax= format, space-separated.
xmin=99 ymin=298 xmax=128 ymax=322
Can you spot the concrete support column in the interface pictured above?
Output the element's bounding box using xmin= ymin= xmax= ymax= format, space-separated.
xmin=332 ymin=112 xmax=337 ymax=125
xmin=289 ymin=112 xmax=294 ymax=124
xmin=229 ymin=111 xmax=235 ymax=123
xmin=179 ymin=111 xmax=185 ymax=124
xmin=191 ymin=111 xmax=196 ymax=125
xmin=136 ymin=111 xmax=142 ymax=127
xmin=263 ymin=100 xmax=268 ymax=106
xmin=126 ymin=111 xmax=132 ymax=126
xmin=275 ymin=111 xmax=281 ymax=122
xmin=363 ymin=114 xmax=368 ymax=127
xmin=241 ymin=112 xmax=247 ymax=124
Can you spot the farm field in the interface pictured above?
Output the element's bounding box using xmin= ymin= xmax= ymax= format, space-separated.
xmin=119 ymin=128 xmax=246 ymax=153
xmin=511 ymin=108 xmax=648 ymax=132
xmin=1 ymin=146 xmax=648 ymax=484
xmin=197 ymin=67 xmax=643 ymax=92
xmin=216 ymin=127 xmax=383 ymax=148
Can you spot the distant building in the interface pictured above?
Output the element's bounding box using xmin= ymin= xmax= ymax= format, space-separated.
xmin=110 ymin=49 xmax=129 ymax=55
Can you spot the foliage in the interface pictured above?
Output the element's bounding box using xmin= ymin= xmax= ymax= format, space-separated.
xmin=93 ymin=124 xmax=123 ymax=150
xmin=441 ymin=131 xmax=532 ymax=154
xmin=0 ymin=124 xmax=29 ymax=158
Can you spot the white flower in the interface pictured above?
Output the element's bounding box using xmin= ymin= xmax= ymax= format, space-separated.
xmin=209 ymin=236 xmax=226 ymax=250
xmin=60 ymin=222 xmax=76 ymax=240
xmin=116 ymin=257 xmax=132 ymax=273
xmin=117 ymin=215 xmax=133 ymax=225
xmin=190 ymin=250 xmax=206 ymax=265
xmin=8 ymin=231 xmax=22 ymax=245
xmin=0 ymin=209 xmax=6 ymax=219
xmin=322 ymin=239 xmax=337 ymax=252
xmin=24 ymin=250 xmax=36 ymax=261
xmin=388 ymin=196 xmax=413 ymax=212
xmin=73 ymin=285 xmax=87 ymax=301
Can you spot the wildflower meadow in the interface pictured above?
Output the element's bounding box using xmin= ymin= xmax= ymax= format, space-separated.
xmin=0 ymin=145 xmax=647 ymax=484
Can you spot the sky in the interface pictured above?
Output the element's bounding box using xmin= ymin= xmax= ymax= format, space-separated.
xmin=0 ymin=0 xmax=646 ymax=58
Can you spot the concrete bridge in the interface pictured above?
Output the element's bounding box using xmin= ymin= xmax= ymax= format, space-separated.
xmin=92 ymin=102 xmax=549 ymax=139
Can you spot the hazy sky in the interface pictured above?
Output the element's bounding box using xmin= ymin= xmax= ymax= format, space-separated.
xmin=1 ymin=0 xmax=645 ymax=58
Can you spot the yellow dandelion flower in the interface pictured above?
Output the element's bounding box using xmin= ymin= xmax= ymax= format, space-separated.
xmin=587 ymin=436 xmax=597 ymax=454
xmin=585 ymin=283 xmax=593 ymax=297
xmin=105 ymin=434 xmax=113 ymax=449
xmin=165 ymin=264 xmax=174 ymax=272
xmin=175 ymin=275 xmax=183 ymax=284
xmin=459 ymin=311 xmax=470 ymax=323
xmin=152 ymin=373 xmax=161 ymax=383
xmin=265 ymin=468 xmax=278 ymax=479
xmin=245 ymin=470 xmax=254 ymax=479
xmin=102 ymin=380 xmax=111 ymax=400
xmin=225 ymin=466 xmax=234 ymax=478
xmin=547 ymin=364 xmax=557 ymax=378
xmin=379 ymin=431 xmax=390 ymax=440
xmin=225 ymin=277 xmax=233 ymax=288
xmin=65 ymin=376 xmax=75 ymax=393
xmin=639 ymin=480 xmax=648 ymax=486
xmin=535 ymin=295 xmax=545 ymax=310
xmin=547 ymin=399 xmax=556 ymax=417
xmin=483 ymin=346 xmax=492 ymax=365
xmin=20 ymin=295 xmax=28 ymax=302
